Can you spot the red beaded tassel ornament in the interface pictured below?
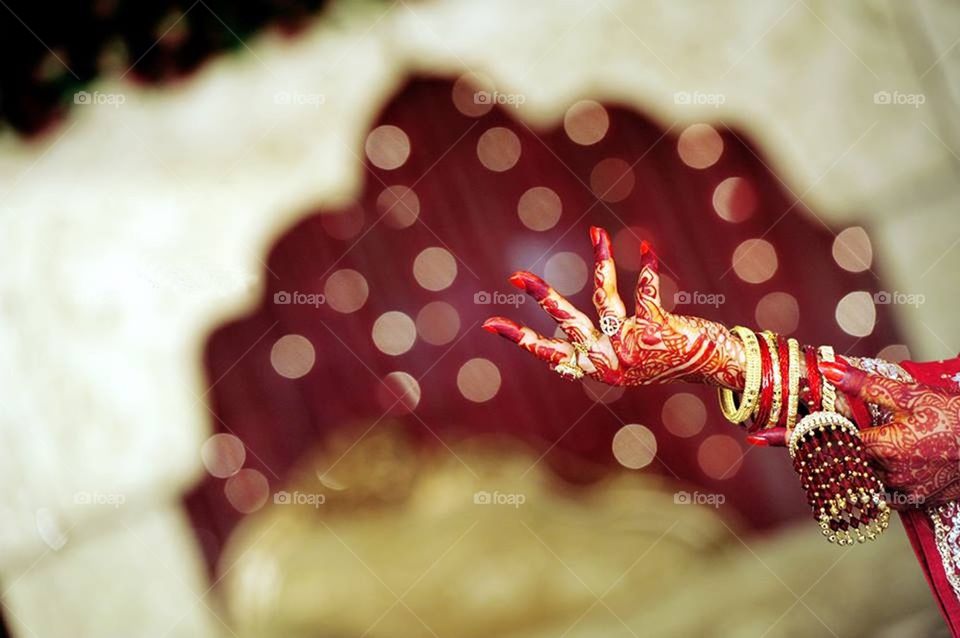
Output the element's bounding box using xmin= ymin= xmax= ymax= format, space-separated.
xmin=788 ymin=347 xmax=889 ymax=544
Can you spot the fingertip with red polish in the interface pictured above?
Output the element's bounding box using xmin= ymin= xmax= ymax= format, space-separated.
xmin=481 ymin=317 xmax=522 ymax=342
xmin=817 ymin=359 xmax=866 ymax=396
xmin=818 ymin=360 xmax=847 ymax=384
xmin=590 ymin=226 xmax=612 ymax=260
xmin=638 ymin=240 xmax=658 ymax=271
xmin=746 ymin=427 xmax=788 ymax=448
xmin=509 ymin=271 xmax=549 ymax=301
xmin=589 ymin=226 xmax=603 ymax=247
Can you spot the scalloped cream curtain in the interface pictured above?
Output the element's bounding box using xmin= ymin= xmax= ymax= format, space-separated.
xmin=0 ymin=0 xmax=957 ymax=636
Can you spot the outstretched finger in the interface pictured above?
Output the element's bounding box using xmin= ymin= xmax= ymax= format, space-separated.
xmin=746 ymin=427 xmax=788 ymax=447
xmin=635 ymin=240 xmax=665 ymax=321
xmin=482 ymin=317 xmax=575 ymax=367
xmin=819 ymin=360 xmax=914 ymax=413
xmin=508 ymin=271 xmax=597 ymax=343
xmin=589 ymin=226 xmax=627 ymax=328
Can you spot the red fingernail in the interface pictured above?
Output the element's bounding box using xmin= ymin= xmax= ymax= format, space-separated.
xmin=590 ymin=226 xmax=602 ymax=246
xmin=818 ymin=360 xmax=847 ymax=384
xmin=482 ymin=318 xmax=521 ymax=341
xmin=510 ymin=271 xmax=549 ymax=300
xmin=746 ymin=434 xmax=769 ymax=447
xmin=640 ymin=240 xmax=650 ymax=255
xmin=591 ymin=226 xmax=611 ymax=260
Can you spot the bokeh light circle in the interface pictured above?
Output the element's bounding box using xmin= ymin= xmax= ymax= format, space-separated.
xmin=452 ymin=72 xmax=496 ymax=117
xmin=877 ymin=344 xmax=911 ymax=362
xmin=517 ymin=186 xmax=562 ymax=231
xmin=732 ymin=239 xmax=778 ymax=284
xmin=372 ymin=311 xmax=417 ymax=355
xmin=677 ymin=123 xmax=723 ymax=169
xmin=270 ymin=334 xmax=316 ymax=379
xmin=564 ymin=100 xmax=610 ymax=145
xmin=201 ymin=433 xmax=246 ymax=478
xmin=324 ymin=269 xmax=369 ymax=314
xmin=590 ymin=158 xmax=635 ymax=203
xmin=376 ymin=185 xmax=420 ymax=229
xmin=832 ymin=227 xmax=873 ymax=273
xmin=583 ymin=377 xmax=625 ymax=404
xmin=754 ymin=292 xmax=800 ymax=335
xmin=612 ymin=424 xmax=657 ymax=469
xmin=416 ymin=301 xmax=461 ymax=346
xmin=224 ymin=469 xmax=270 ymax=514
xmin=835 ymin=291 xmax=876 ymax=337
xmin=544 ymin=252 xmax=589 ymax=295
xmin=365 ymin=125 xmax=410 ymax=170
xmin=712 ymin=177 xmax=757 ymax=222
xmin=413 ymin=247 xmax=458 ymax=291
xmin=697 ymin=435 xmax=743 ymax=480
xmin=376 ymin=371 xmax=421 ymax=414
xmin=661 ymin=393 xmax=707 ymax=438
xmin=457 ymin=358 xmax=501 ymax=402
xmin=477 ymin=127 xmax=521 ymax=172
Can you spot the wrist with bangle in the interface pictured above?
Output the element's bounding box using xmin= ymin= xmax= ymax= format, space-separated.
xmin=716 ymin=326 xmax=889 ymax=545
xmin=718 ymin=327 xmax=807 ymax=431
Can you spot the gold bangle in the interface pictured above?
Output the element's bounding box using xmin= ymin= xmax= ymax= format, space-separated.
xmin=760 ymin=331 xmax=782 ymax=428
xmin=818 ymin=345 xmax=837 ymax=413
xmin=719 ymin=326 xmax=762 ymax=424
xmin=785 ymin=338 xmax=801 ymax=429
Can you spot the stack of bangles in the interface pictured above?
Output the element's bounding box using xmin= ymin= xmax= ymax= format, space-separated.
xmin=717 ymin=326 xmax=890 ymax=545
xmin=717 ymin=326 xmax=812 ymax=432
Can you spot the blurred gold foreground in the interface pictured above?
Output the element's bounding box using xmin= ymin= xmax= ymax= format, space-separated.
xmin=221 ymin=426 xmax=940 ymax=638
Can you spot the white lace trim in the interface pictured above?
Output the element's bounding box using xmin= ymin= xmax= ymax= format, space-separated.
xmin=930 ymin=502 xmax=960 ymax=602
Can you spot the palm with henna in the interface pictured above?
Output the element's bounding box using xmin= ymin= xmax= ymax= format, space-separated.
xmin=482 ymin=227 xmax=745 ymax=389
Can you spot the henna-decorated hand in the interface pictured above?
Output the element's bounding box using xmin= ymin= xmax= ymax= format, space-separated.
xmin=825 ymin=360 xmax=960 ymax=507
xmin=482 ymin=227 xmax=744 ymax=388
xmin=750 ymin=360 xmax=960 ymax=507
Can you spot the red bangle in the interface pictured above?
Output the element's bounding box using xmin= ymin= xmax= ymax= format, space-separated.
xmin=775 ymin=336 xmax=792 ymax=427
xmin=751 ymin=336 xmax=774 ymax=432
xmin=804 ymin=345 xmax=822 ymax=413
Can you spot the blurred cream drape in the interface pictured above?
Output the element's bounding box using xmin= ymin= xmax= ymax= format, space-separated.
xmin=0 ymin=0 xmax=957 ymax=636
xmin=221 ymin=429 xmax=938 ymax=637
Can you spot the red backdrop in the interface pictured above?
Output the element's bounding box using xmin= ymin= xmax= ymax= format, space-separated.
xmin=186 ymin=76 xmax=903 ymax=573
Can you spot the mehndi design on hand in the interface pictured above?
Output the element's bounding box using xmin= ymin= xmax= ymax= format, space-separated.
xmin=483 ymin=227 xmax=744 ymax=388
